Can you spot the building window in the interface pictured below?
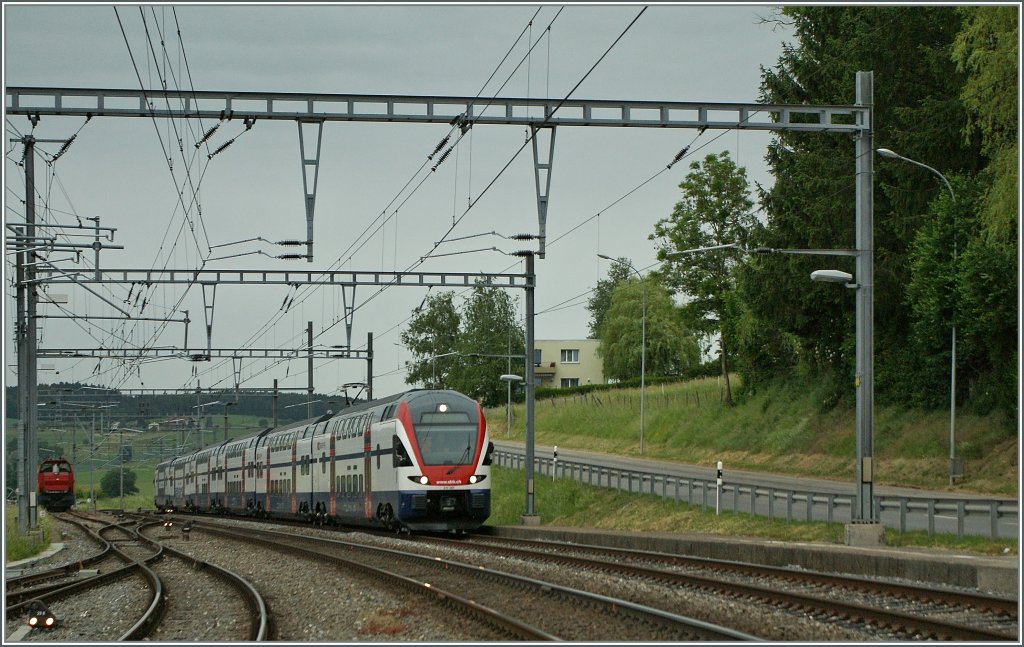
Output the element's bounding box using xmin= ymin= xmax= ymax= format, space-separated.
xmin=560 ymin=349 xmax=580 ymax=363
xmin=533 ymin=349 xmax=543 ymax=366
xmin=561 ymin=378 xmax=580 ymax=388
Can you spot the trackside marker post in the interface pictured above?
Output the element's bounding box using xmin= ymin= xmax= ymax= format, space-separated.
xmin=716 ymin=461 xmax=723 ymax=515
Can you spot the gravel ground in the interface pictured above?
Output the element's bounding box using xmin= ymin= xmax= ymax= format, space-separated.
xmin=6 ymin=514 xmax=946 ymax=642
xmin=152 ymin=522 xmax=506 ymax=641
xmin=327 ymin=526 xmax=882 ymax=641
xmin=5 ymin=514 xmax=504 ymax=642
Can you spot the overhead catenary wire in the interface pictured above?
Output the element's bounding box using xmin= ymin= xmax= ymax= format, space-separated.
xmin=188 ymin=6 xmax=564 ymax=392
xmin=22 ymin=10 xmax=888 ymax=395
xmin=198 ymin=7 xmax=647 ymax=393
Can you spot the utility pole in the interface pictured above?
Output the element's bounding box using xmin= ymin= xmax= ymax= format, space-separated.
xmin=15 ymin=134 xmax=40 ymax=532
xmin=272 ymin=379 xmax=279 ymax=428
xmin=366 ymin=332 xmax=373 ymax=400
xmin=307 ymin=321 xmax=314 ymax=418
xmin=521 ymin=251 xmax=538 ymax=524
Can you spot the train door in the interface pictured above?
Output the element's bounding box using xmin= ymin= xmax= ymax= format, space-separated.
xmin=329 ymin=427 xmax=337 ymax=517
xmin=202 ymin=451 xmax=212 ymax=510
xmin=263 ymin=443 xmax=270 ymax=513
xmin=290 ymin=433 xmax=298 ymax=514
xmin=363 ymin=418 xmax=373 ymax=521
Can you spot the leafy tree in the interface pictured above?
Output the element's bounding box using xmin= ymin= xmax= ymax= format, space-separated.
xmin=401 ymin=292 xmax=462 ymax=388
xmin=99 ymin=468 xmax=138 ymax=498
xmin=586 ymin=258 xmax=635 ymax=339
xmin=401 ymin=285 xmax=525 ymax=407
xmin=651 ymin=151 xmax=757 ymax=405
xmin=450 ymin=284 xmax=525 ymax=407
xmin=596 ymin=275 xmax=698 ymax=381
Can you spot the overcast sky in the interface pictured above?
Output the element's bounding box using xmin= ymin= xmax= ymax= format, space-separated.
xmin=4 ymin=3 xmax=794 ymax=400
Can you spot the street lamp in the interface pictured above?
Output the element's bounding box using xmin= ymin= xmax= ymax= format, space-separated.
xmin=598 ymin=254 xmax=646 ymax=455
xmin=413 ymin=351 xmax=461 ymax=389
xmin=877 ymin=147 xmax=959 ymax=485
xmin=499 ymin=374 xmax=523 ymax=438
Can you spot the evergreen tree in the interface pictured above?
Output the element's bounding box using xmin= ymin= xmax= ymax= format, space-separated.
xmin=753 ymin=6 xmax=980 ymax=407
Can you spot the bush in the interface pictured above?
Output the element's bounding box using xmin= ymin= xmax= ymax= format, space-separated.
xmin=99 ymin=469 xmax=138 ymax=498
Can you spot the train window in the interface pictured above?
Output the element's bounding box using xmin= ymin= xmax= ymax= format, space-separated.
xmin=346 ymin=474 xmax=351 ymax=494
xmin=376 ymin=444 xmax=381 ymax=469
xmin=335 ymin=475 xmax=341 ymax=492
xmin=321 ymin=453 xmax=327 ymax=474
xmin=358 ymin=474 xmax=364 ymax=493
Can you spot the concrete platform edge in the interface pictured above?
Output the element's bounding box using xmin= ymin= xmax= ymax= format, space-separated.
xmin=482 ymin=525 xmax=1020 ymax=597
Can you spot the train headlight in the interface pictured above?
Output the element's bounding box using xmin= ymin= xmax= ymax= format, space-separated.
xmin=407 ymin=475 xmax=429 ymax=485
xmin=468 ymin=475 xmax=487 ymax=484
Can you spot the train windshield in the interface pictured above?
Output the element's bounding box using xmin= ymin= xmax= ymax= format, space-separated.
xmin=409 ymin=395 xmax=480 ymax=467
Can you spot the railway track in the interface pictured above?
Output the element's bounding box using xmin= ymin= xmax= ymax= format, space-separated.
xmin=4 ymin=512 xmax=267 ymax=642
xmin=414 ymin=533 xmax=1019 ymax=641
xmin=5 ymin=514 xmax=115 ymax=605
xmin=181 ymin=517 xmax=756 ymax=641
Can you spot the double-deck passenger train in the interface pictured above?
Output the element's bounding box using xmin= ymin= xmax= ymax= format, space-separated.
xmin=38 ymin=458 xmax=76 ymax=512
xmin=154 ymin=389 xmax=492 ymax=532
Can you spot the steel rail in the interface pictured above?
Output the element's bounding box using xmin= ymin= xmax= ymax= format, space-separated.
xmin=188 ymin=520 xmax=757 ymax=641
xmin=138 ymin=520 xmax=269 ymax=641
xmin=184 ymin=521 xmax=557 ymax=641
xmin=439 ymin=534 xmax=1018 ymax=642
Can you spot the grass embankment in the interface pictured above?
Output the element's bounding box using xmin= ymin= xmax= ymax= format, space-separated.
xmin=483 ymin=377 xmax=1018 ymax=555
xmin=486 ymin=377 xmax=1018 ymax=496
xmin=4 ymin=505 xmax=53 ymax=562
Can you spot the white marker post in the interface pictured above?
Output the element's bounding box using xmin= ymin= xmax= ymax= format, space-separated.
xmin=716 ymin=461 xmax=723 ymax=516
xmin=552 ymin=445 xmax=558 ymax=480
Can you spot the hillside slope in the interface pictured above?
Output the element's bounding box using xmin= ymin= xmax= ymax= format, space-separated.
xmin=485 ymin=378 xmax=1018 ymax=497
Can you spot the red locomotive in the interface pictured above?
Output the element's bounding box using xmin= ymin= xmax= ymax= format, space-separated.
xmin=37 ymin=458 xmax=75 ymax=511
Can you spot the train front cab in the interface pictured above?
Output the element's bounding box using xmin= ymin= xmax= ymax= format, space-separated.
xmin=374 ymin=391 xmax=492 ymax=532
xmin=37 ymin=459 xmax=75 ymax=511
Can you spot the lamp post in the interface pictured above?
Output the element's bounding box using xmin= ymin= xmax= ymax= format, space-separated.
xmin=423 ymin=351 xmax=461 ymax=389
xmin=499 ymin=374 xmax=523 ymax=438
xmin=877 ymin=147 xmax=959 ymax=485
xmin=597 ymin=254 xmax=646 ymax=455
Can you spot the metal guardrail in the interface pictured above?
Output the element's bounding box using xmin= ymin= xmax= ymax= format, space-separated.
xmin=493 ymin=450 xmax=1019 ymax=540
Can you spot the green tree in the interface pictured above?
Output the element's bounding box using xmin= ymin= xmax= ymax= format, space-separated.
xmin=586 ymin=258 xmax=635 ymax=339
xmin=99 ymin=468 xmax=138 ymax=498
xmin=451 ymin=284 xmax=525 ymax=407
xmin=950 ymin=6 xmax=1017 ymax=418
xmin=651 ymin=151 xmax=756 ymax=406
xmin=401 ymin=292 xmax=462 ymax=388
xmin=400 ymin=286 xmax=524 ymax=406
xmin=754 ymin=6 xmax=979 ymax=407
xmin=596 ymin=275 xmax=698 ymax=381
